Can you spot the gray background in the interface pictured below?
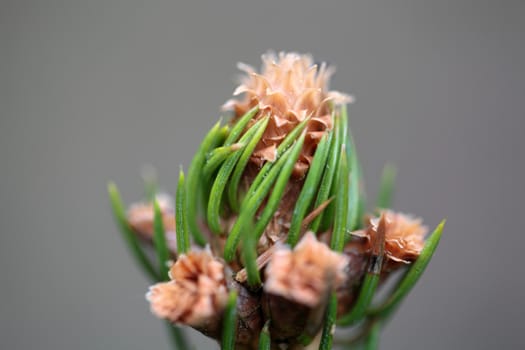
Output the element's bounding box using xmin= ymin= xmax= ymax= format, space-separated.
xmin=1 ymin=0 xmax=524 ymax=349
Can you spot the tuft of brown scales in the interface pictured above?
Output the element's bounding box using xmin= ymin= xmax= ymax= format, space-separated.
xmin=223 ymin=52 xmax=351 ymax=178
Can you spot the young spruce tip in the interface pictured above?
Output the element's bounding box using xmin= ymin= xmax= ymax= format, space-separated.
xmin=108 ymin=51 xmax=445 ymax=350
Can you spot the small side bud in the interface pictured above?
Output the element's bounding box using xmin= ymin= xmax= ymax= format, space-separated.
xmin=146 ymin=249 xmax=228 ymax=338
xmin=263 ymin=233 xmax=347 ymax=343
xmin=352 ymin=210 xmax=428 ymax=272
xmin=127 ymin=193 xmax=176 ymax=241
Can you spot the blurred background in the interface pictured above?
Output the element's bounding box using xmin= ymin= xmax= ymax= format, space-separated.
xmin=2 ymin=0 xmax=524 ymax=349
